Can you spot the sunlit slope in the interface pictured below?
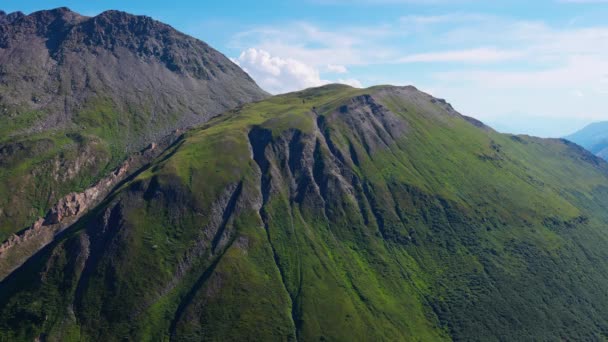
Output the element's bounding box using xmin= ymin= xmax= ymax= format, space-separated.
xmin=0 ymin=8 xmax=267 ymax=239
xmin=2 ymin=84 xmax=608 ymax=341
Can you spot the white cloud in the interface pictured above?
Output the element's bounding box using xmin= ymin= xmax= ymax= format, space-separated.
xmin=337 ymin=78 xmax=363 ymax=88
xmin=434 ymin=56 xmax=608 ymax=88
xmin=571 ymin=90 xmax=585 ymax=97
xmin=400 ymin=13 xmax=496 ymax=26
xmin=398 ymin=47 xmax=522 ymax=63
xmin=230 ymin=22 xmax=400 ymax=67
xmin=326 ymin=64 xmax=348 ymax=73
xmin=234 ymin=48 xmax=330 ymax=94
xmin=428 ymin=54 xmax=608 ymax=129
xmin=233 ymin=48 xmax=362 ymax=94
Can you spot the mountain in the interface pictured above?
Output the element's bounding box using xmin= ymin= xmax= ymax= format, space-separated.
xmin=487 ymin=113 xmax=591 ymax=138
xmin=566 ymin=121 xmax=608 ymax=159
xmin=2 ymin=84 xmax=608 ymax=341
xmin=0 ymin=8 xmax=267 ymax=243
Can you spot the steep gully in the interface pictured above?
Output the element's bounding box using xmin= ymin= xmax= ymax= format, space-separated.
xmin=248 ymin=126 xmax=301 ymax=340
xmin=0 ymin=130 xmax=184 ymax=280
xmin=2 ymin=94 xmax=409 ymax=337
xmin=243 ymin=97 xmax=406 ymax=339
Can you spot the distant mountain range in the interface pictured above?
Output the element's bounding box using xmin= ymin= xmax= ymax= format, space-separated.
xmin=487 ymin=113 xmax=591 ymax=138
xmin=565 ymin=121 xmax=608 ymax=159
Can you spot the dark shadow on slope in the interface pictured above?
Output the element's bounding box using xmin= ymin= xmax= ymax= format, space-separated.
xmin=248 ymin=126 xmax=301 ymax=339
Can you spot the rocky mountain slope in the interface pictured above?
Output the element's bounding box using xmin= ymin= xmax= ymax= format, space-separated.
xmin=566 ymin=121 xmax=608 ymax=159
xmin=2 ymin=84 xmax=608 ymax=341
xmin=0 ymin=8 xmax=267 ymax=241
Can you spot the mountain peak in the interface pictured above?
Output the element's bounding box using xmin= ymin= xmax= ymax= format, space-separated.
xmin=93 ymin=9 xmax=159 ymax=27
xmin=27 ymin=7 xmax=86 ymax=24
xmin=0 ymin=10 xmax=25 ymax=24
xmin=97 ymin=9 xmax=147 ymax=19
xmin=0 ymin=7 xmax=267 ymax=147
xmin=37 ymin=6 xmax=75 ymax=14
xmin=81 ymin=9 xmax=180 ymax=51
xmin=0 ymin=8 xmax=84 ymax=38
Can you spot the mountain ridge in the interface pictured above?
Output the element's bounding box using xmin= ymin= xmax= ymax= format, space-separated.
xmin=2 ymin=8 xmax=608 ymax=342
xmin=0 ymin=7 xmax=267 ymax=244
xmin=0 ymin=6 xmax=267 ymax=138
xmin=565 ymin=121 xmax=608 ymax=159
xmin=2 ymin=84 xmax=608 ymax=340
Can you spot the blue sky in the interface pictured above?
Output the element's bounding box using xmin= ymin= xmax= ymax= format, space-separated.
xmin=4 ymin=0 xmax=608 ymax=137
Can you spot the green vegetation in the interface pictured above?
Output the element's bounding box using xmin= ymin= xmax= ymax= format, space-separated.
xmin=0 ymin=99 xmax=130 ymax=239
xmin=2 ymin=85 xmax=608 ymax=341
xmin=0 ymin=131 xmax=111 ymax=239
xmin=0 ymin=95 xmax=184 ymax=240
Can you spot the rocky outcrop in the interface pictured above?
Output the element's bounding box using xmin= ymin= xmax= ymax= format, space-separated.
xmin=0 ymin=132 xmax=182 ymax=280
xmin=328 ymin=93 xmax=408 ymax=155
xmin=43 ymin=164 xmax=128 ymax=225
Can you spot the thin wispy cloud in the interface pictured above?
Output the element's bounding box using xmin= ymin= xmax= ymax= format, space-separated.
xmin=400 ymin=13 xmax=496 ymax=26
xmin=397 ymin=47 xmax=523 ymax=63
xmin=229 ymin=9 xmax=608 ymax=135
xmin=326 ymin=64 xmax=348 ymax=73
xmin=229 ymin=22 xmax=399 ymax=67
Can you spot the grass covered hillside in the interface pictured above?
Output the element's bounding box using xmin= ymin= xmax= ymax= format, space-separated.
xmin=2 ymin=84 xmax=608 ymax=341
xmin=0 ymin=8 xmax=267 ymax=240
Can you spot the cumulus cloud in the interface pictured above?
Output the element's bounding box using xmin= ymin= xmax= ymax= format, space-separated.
xmin=234 ymin=48 xmax=329 ymax=94
xmin=326 ymin=64 xmax=348 ymax=73
xmin=234 ymin=48 xmax=361 ymax=94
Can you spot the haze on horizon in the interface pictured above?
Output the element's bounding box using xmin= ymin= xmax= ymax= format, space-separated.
xmin=4 ymin=0 xmax=607 ymax=138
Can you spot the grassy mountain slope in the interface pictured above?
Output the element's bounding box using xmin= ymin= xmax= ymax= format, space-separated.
xmin=0 ymin=8 xmax=267 ymax=240
xmin=2 ymin=85 xmax=608 ymax=341
xmin=566 ymin=121 xmax=608 ymax=159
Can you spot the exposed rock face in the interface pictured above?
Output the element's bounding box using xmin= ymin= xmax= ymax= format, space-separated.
xmin=0 ymin=131 xmax=181 ymax=280
xmin=0 ymin=7 xmax=267 ymax=143
xmin=42 ymin=163 xmax=127 ymax=225
xmin=330 ymin=94 xmax=408 ymax=154
xmin=0 ymin=10 xmax=25 ymax=25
